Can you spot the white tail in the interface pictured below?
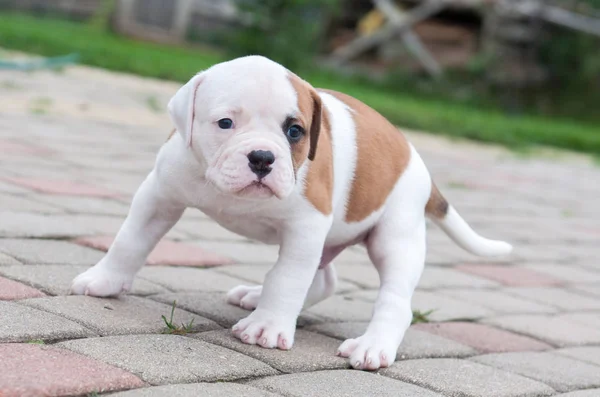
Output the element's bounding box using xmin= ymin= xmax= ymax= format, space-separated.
xmin=431 ymin=205 xmax=513 ymax=257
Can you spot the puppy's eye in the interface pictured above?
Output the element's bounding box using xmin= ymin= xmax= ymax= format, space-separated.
xmin=217 ymin=118 xmax=234 ymax=129
xmin=286 ymin=124 xmax=304 ymax=142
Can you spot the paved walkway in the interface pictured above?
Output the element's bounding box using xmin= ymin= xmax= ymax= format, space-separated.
xmin=1 ymin=56 xmax=600 ymax=397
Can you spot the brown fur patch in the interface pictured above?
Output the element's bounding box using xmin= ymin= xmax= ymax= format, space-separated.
xmin=321 ymin=90 xmax=411 ymax=223
xmin=166 ymin=128 xmax=177 ymax=142
xmin=425 ymin=182 xmax=449 ymax=219
xmin=288 ymin=74 xmax=333 ymax=215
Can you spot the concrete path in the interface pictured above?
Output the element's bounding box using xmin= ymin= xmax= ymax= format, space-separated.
xmin=1 ymin=58 xmax=599 ymax=397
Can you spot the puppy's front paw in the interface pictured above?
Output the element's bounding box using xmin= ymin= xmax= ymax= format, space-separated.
xmin=226 ymin=285 xmax=262 ymax=310
xmin=70 ymin=265 xmax=134 ymax=297
xmin=337 ymin=333 xmax=399 ymax=370
xmin=232 ymin=310 xmax=295 ymax=350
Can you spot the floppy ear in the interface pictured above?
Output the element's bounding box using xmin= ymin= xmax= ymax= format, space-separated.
xmin=167 ymin=73 xmax=204 ymax=147
xmin=307 ymin=90 xmax=322 ymax=161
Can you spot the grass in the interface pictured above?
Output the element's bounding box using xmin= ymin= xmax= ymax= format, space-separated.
xmin=161 ymin=300 xmax=195 ymax=335
xmin=0 ymin=12 xmax=599 ymax=154
xmin=411 ymin=309 xmax=435 ymax=324
xmin=27 ymin=339 xmax=45 ymax=344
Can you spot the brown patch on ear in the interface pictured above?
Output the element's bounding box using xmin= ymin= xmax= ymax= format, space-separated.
xmin=320 ymin=89 xmax=411 ymax=223
xmin=166 ymin=128 xmax=177 ymax=142
xmin=288 ymin=73 xmax=333 ymax=215
xmin=425 ymin=182 xmax=449 ymax=219
xmin=304 ymin=106 xmax=333 ymax=214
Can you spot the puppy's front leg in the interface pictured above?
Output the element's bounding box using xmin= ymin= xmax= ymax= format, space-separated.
xmin=232 ymin=217 xmax=331 ymax=350
xmin=71 ymin=172 xmax=185 ymax=296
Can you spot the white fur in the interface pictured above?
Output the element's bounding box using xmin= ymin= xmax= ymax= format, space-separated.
xmin=71 ymin=55 xmax=511 ymax=370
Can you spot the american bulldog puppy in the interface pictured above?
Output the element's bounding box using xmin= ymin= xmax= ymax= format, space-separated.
xmin=71 ymin=55 xmax=512 ymax=370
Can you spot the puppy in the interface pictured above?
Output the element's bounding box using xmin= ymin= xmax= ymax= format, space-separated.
xmin=71 ymin=55 xmax=512 ymax=370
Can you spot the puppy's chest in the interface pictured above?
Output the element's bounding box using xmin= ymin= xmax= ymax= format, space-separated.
xmin=196 ymin=206 xmax=281 ymax=244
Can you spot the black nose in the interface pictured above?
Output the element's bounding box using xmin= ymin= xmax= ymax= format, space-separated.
xmin=247 ymin=150 xmax=275 ymax=178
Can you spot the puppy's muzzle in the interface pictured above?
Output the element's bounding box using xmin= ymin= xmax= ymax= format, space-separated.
xmin=247 ymin=150 xmax=275 ymax=179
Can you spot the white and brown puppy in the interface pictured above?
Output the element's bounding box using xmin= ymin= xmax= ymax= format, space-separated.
xmin=71 ymin=55 xmax=512 ymax=370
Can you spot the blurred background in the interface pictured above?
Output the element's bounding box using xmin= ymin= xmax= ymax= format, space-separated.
xmin=0 ymin=0 xmax=599 ymax=155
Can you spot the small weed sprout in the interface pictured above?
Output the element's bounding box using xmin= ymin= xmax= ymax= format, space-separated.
xmin=162 ymin=300 xmax=195 ymax=335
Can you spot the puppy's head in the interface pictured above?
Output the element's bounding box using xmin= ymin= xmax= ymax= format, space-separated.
xmin=168 ymin=56 xmax=323 ymax=200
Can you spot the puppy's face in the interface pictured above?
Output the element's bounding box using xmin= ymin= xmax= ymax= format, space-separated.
xmin=168 ymin=56 xmax=322 ymax=200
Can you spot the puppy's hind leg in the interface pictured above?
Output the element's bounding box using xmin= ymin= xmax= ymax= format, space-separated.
xmin=227 ymin=262 xmax=337 ymax=310
xmin=70 ymin=172 xmax=185 ymax=297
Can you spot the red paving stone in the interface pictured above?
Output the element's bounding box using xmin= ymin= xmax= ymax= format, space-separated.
xmin=0 ymin=344 xmax=144 ymax=397
xmin=455 ymin=264 xmax=563 ymax=287
xmin=0 ymin=139 xmax=53 ymax=155
xmin=0 ymin=277 xmax=45 ymax=300
xmin=0 ymin=177 xmax=121 ymax=198
xmin=74 ymin=235 xmax=234 ymax=267
xmin=413 ymin=322 xmax=552 ymax=353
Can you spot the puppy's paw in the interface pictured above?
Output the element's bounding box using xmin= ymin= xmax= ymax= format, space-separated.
xmin=337 ymin=333 xmax=398 ymax=370
xmin=232 ymin=310 xmax=295 ymax=350
xmin=226 ymin=285 xmax=262 ymax=310
xmin=70 ymin=265 xmax=134 ymax=297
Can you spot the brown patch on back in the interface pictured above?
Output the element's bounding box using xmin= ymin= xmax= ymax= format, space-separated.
xmin=425 ymin=182 xmax=449 ymax=219
xmin=321 ymin=90 xmax=411 ymax=223
xmin=288 ymin=74 xmax=333 ymax=215
xmin=166 ymin=128 xmax=176 ymax=142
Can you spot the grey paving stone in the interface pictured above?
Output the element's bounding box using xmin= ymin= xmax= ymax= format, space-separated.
xmin=553 ymin=390 xmax=600 ymax=397
xmin=193 ymin=241 xmax=279 ymax=264
xmin=558 ymin=312 xmax=600 ymax=329
xmin=0 ymin=194 xmax=63 ymax=213
xmin=138 ymin=266 xmax=247 ymax=292
xmin=150 ymin=291 xmax=323 ymax=329
xmin=0 ymin=300 xmax=95 ymax=342
xmin=109 ymin=383 xmax=279 ymax=397
xmin=440 ymin=288 xmax=557 ymax=314
xmin=552 ymin=347 xmax=600 ymax=366
xmin=0 ymin=264 xmax=166 ymax=296
xmin=411 ymin=290 xmax=493 ymax=321
xmin=483 ymin=314 xmax=600 ymax=346
xmin=306 ymin=295 xmax=373 ymax=322
xmin=195 ymin=329 xmax=348 ymax=373
xmin=472 ymin=352 xmax=600 ymax=392
xmin=0 ymin=211 xmax=98 ymax=238
xmin=57 ymin=334 xmax=278 ymax=384
xmin=23 ymin=295 xmax=220 ymax=335
xmin=0 ymin=238 xmax=105 ymax=266
xmin=418 ymin=267 xmax=500 ymax=289
xmin=0 ymin=180 xmax=30 ymax=194
xmin=381 ymin=358 xmax=555 ymax=397
xmin=307 ymin=322 xmax=477 ymax=359
xmin=216 ymin=264 xmax=358 ymax=293
xmin=334 ymin=263 xmax=380 ymax=288
xmin=570 ymin=284 xmax=600 ymax=298
xmin=0 ymin=252 xmax=21 ymax=266
xmin=505 ymin=287 xmax=600 ymax=311
xmin=248 ymin=370 xmax=441 ymax=397
xmin=34 ymin=195 xmax=132 ymax=216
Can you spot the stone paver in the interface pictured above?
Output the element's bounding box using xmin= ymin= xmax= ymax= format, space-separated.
xmin=484 ymin=314 xmax=600 ymax=346
xmin=57 ymin=334 xmax=278 ymax=384
xmin=552 ymin=347 xmax=600 ymax=367
xmin=472 ymin=352 xmax=600 ymax=392
xmin=410 ymin=290 xmax=494 ymax=321
xmin=32 ymin=195 xmax=132 ymax=216
xmin=248 ymin=370 xmax=442 ymax=397
xmin=0 ymin=251 xmax=21 ymax=266
xmin=0 ymin=343 xmax=144 ymax=397
xmin=110 ymin=383 xmax=279 ymax=397
xmin=413 ymin=322 xmax=552 ymax=353
xmin=439 ymin=288 xmax=557 ymax=314
xmin=0 ymin=300 xmax=95 ymax=342
xmin=23 ymin=295 xmax=220 ymax=335
xmin=504 ymin=286 xmax=600 ymax=311
xmin=138 ymin=266 xmax=248 ymax=292
xmin=0 ymin=276 xmax=45 ymax=300
xmin=196 ymin=329 xmax=348 ymax=373
xmin=558 ymin=312 xmax=600 ymax=329
xmin=0 ymin=193 xmax=63 ymax=213
xmin=0 ymin=176 xmax=122 ymax=197
xmin=74 ymin=235 xmax=234 ymax=267
xmin=0 ymin=264 xmax=167 ymax=295
xmin=0 ymin=211 xmax=99 ymax=238
xmin=456 ymin=264 xmax=563 ymax=286
xmin=307 ymin=321 xmax=477 ymax=359
xmin=381 ymin=358 xmax=555 ymax=397
xmin=522 ymin=264 xmax=600 ymax=283
xmin=570 ymin=284 xmax=600 ymax=298
xmin=0 ymin=238 xmax=105 ymax=266
xmin=554 ymin=390 xmax=600 ymax=397
xmin=418 ymin=266 xmax=500 ymax=289
xmin=193 ymin=240 xmax=279 ymax=264
xmin=306 ymin=295 xmax=374 ymax=322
